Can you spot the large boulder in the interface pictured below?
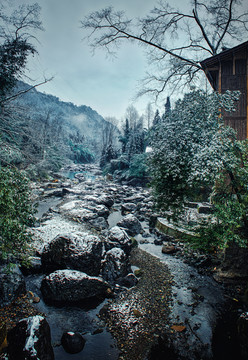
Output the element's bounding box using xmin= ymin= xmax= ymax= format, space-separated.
xmin=7 ymin=315 xmax=54 ymax=360
xmin=41 ymin=233 xmax=103 ymax=276
xmin=117 ymin=214 xmax=142 ymax=236
xmin=106 ymin=226 xmax=132 ymax=255
xmin=41 ymin=269 xmax=110 ymax=304
xmin=101 ymin=248 xmax=130 ymax=284
xmin=0 ymin=265 xmax=26 ymax=307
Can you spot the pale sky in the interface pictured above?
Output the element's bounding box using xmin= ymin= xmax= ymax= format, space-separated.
xmin=8 ymin=0 xmax=181 ymax=120
xmin=8 ymin=0 xmax=248 ymax=120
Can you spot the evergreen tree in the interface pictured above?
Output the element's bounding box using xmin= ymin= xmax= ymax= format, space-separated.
xmin=165 ymin=96 xmax=171 ymax=116
xmin=148 ymin=89 xmax=248 ymax=249
xmin=152 ymin=110 xmax=161 ymax=127
xmin=119 ymin=118 xmax=130 ymax=153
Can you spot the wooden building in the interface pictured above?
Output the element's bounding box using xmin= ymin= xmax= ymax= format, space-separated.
xmin=200 ymin=41 xmax=248 ymax=140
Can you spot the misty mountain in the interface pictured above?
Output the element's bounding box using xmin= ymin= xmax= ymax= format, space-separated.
xmin=14 ymin=81 xmax=111 ymax=146
xmin=0 ymin=81 xmax=120 ymax=177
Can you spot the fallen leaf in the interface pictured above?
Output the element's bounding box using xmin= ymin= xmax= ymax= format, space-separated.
xmin=171 ymin=325 xmax=186 ymax=332
xmin=133 ymin=309 xmax=142 ymax=318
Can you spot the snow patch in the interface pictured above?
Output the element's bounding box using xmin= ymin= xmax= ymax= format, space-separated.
xmin=23 ymin=315 xmax=44 ymax=357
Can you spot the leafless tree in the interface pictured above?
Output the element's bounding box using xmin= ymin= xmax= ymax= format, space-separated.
xmin=102 ymin=116 xmax=119 ymax=149
xmin=0 ymin=2 xmax=52 ymax=107
xmin=82 ymin=0 xmax=248 ymax=99
xmin=145 ymin=102 xmax=154 ymax=129
xmin=125 ymin=105 xmax=139 ymax=129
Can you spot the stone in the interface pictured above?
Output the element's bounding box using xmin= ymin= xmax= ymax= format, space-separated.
xmin=98 ymin=195 xmax=114 ymax=208
xmin=21 ymin=257 xmax=42 ymax=275
xmin=197 ymin=203 xmax=213 ymax=214
xmin=220 ymin=242 xmax=248 ymax=278
xmin=41 ymin=233 xmax=103 ymax=276
xmin=41 ymin=269 xmax=110 ymax=304
xmin=237 ymin=312 xmax=248 ymax=359
xmin=117 ymin=214 xmax=142 ymax=236
xmin=32 ymin=296 xmax=40 ymax=304
xmin=116 ymin=273 xmax=139 ymax=288
xmin=43 ymin=188 xmax=63 ymax=198
xmin=149 ymin=214 xmax=159 ymax=229
xmin=162 ymin=245 xmax=178 ymax=255
xmin=59 ymin=200 xmax=98 ymax=221
xmin=121 ymin=202 xmax=137 ymax=214
xmin=61 ymin=332 xmax=86 ymax=354
xmin=106 ymin=226 xmax=132 ymax=255
xmin=123 ymin=195 xmax=145 ymax=203
xmin=134 ymin=269 xmax=143 ymax=277
xmin=7 ymin=315 xmax=54 ymax=360
xmin=89 ymin=216 xmax=109 ymax=231
xmin=101 ymin=248 xmax=130 ymax=284
xmin=0 ymin=265 xmax=26 ymax=307
xmin=95 ymin=204 xmax=110 ymax=218
xmin=154 ymin=238 xmax=164 ymax=245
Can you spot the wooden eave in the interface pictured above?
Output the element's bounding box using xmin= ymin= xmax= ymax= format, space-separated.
xmin=200 ymin=41 xmax=248 ymax=69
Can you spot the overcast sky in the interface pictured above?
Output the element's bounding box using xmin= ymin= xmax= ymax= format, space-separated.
xmin=9 ymin=0 xmax=248 ymax=121
xmin=7 ymin=0 xmax=172 ymax=120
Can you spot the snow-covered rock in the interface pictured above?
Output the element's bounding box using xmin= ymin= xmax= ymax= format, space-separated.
xmin=98 ymin=195 xmax=114 ymax=208
xmin=59 ymin=200 xmax=109 ymax=220
xmin=117 ymin=214 xmax=142 ymax=236
xmin=7 ymin=315 xmax=54 ymax=360
xmin=41 ymin=270 xmax=110 ymax=304
xmin=101 ymin=248 xmax=130 ymax=284
xmin=123 ymin=195 xmax=145 ymax=203
xmin=121 ymin=202 xmax=137 ymax=214
xmin=106 ymin=226 xmax=132 ymax=254
xmin=41 ymin=233 xmax=103 ymax=276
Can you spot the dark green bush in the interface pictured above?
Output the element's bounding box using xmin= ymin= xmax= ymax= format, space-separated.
xmin=0 ymin=167 xmax=35 ymax=264
xmin=128 ymin=153 xmax=148 ymax=179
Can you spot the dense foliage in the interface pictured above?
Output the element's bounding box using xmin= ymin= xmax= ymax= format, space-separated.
xmin=101 ymin=106 xmax=148 ymax=183
xmin=149 ymin=90 xmax=248 ymax=249
xmin=0 ymin=167 xmax=35 ymax=264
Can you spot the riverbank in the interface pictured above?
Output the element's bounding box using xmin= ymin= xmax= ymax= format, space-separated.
xmin=100 ymin=247 xmax=173 ymax=360
xmin=1 ymin=164 xmax=248 ymax=359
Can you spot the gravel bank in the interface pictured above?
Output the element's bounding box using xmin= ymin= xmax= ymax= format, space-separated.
xmin=99 ymin=247 xmax=173 ymax=360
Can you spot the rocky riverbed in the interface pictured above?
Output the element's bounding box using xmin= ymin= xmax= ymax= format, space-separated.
xmin=1 ymin=163 xmax=248 ymax=359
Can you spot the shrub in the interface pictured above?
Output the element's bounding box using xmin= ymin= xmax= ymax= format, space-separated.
xmin=128 ymin=153 xmax=148 ymax=178
xmin=0 ymin=167 xmax=35 ymax=264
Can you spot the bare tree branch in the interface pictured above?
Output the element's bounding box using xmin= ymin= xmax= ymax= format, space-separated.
xmin=82 ymin=1 xmax=248 ymax=99
xmin=0 ymin=77 xmax=53 ymax=106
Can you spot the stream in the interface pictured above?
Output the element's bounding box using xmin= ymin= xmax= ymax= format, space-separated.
xmin=27 ymin=168 xmax=241 ymax=359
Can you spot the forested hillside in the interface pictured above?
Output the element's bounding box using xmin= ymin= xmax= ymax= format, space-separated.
xmin=0 ymin=81 xmax=119 ymax=178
